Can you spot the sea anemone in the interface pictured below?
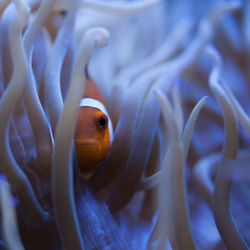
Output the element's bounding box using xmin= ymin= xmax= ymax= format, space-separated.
xmin=0 ymin=0 xmax=249 ymax=249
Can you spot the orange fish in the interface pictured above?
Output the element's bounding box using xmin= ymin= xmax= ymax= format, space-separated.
xmin=74 ymin=78 xmax=113 ymax=176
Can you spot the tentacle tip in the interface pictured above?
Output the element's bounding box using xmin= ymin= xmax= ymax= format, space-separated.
xmin=153 ymin=88 xmax=161 ymax=98
xmin=95 ymin=28 xmax=110 ymax=48
xmin=205 ymin=44 xmax=217 ymax=56
xmin=96 ymin=39 xmax=109 ymax=48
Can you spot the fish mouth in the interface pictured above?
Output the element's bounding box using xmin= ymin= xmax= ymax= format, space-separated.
xmin=74 ymin=138 xmax=104 ymax=171
xmin=75 ymin=138 xmax=102 ymax=149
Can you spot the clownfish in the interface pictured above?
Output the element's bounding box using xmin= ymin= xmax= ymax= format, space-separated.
xmin=74 ymin=77 xmax=113 ymax=176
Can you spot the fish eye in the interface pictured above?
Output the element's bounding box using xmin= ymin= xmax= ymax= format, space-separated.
xmin=60 ymin=10 xmax=67 ymax=16
xmin=96 ymin=115 xmax=108 ymax=130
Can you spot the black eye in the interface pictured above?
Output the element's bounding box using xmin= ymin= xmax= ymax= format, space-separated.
xmin=96 ymin=115 xmax=108 ymax=130
xmin=60 ymin=10 xmax=67 ymax=16
xmin=99 ymin=117 xmax=106 ymax=127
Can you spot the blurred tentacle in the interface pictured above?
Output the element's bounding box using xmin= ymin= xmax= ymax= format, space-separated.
xmin=219 ymin=15 xmax=242 ymax=52
xmin=54 ymin=0 xmax=162 ymax=17
xmin=0 ymin=176 xmax=24 ymax=250
xmin=32 ymin=29 xmax=51 ymax=96
xmin=136 ymin=171 xmax=161 ymax=192
xmin=0 ymin=5 xmax=27 ymax=164
xmin=137 ymin=88 xmax=198 ymax=195
xmin=92 ymin=10 xmax=195 ymax=189
xmin=209 ymin=1 xmax=241 ymax=27
xmin=206 ymin=45 xmax=248 ymax=250
xmin=182 ymin=96 xmax=208 ymax=161
xmin=104 ymin=73 xmax=172 ymax=211
xmin=169 ymin=0 xmax=241 ymax=77
xmin=44 ymin=0 xmax=79 ymax=136
xmin=242 ymin=0 xmax=250 ymax=52
xmin=106 ymin=89 xmax=165 ymax=211
xmin=156 ymin=89 xmax=196 ymax=250
xmin=207 ymin=46 xmax=238 ymax=158
xmin=0 ymin=4 xmax=13 ymax=88
xmin=193 ymin=153 xmax=220 ymax=208
xmin=24 ymin=0 xmax=54 ymax=56
xmin=104 ymin=0 xmax=232 ymax=208
xmin=171 ymin=83 xmax=184 ymax=136
xmin=138 ymin=127 xmax=164 ymax=190
xmin=113 ymin=16 xmax=194 ymax=89
xmin=93 ymin=0 xmax=221 ymax=202
xmin=52 ymin=27 xmax=109 ymax=250
xmin=149 ymin=93 xmax=207 ymax=246
xmin=22 ymin=0 xmax=55 ymax=166
xmin=0 ymin=0 xmax=49 ymax=227
xmin=193 ymin=149 xmax=250 ymax=210
xmin=91 ymin=58 xmax=177 ymax=192
xmin=91 ymin=72 xmax=162 ymax=191
xmin=0 ymin=0 xmax=10 ymax=16
xmin=221 ymin=82 xmax=250 ymax=135
xmin=109 ymin=16 xmax=191 ymax=126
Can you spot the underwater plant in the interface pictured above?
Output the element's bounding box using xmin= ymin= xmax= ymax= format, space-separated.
xmin=0 ymin=0 xmax=250 ymax=249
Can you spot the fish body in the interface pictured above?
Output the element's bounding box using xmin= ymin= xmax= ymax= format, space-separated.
xmin=74 ymin=78 xmax=113 ymax=175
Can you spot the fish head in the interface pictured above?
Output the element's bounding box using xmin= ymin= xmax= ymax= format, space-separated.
xmin=74 ymin=107 xmax=110 ymax=174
